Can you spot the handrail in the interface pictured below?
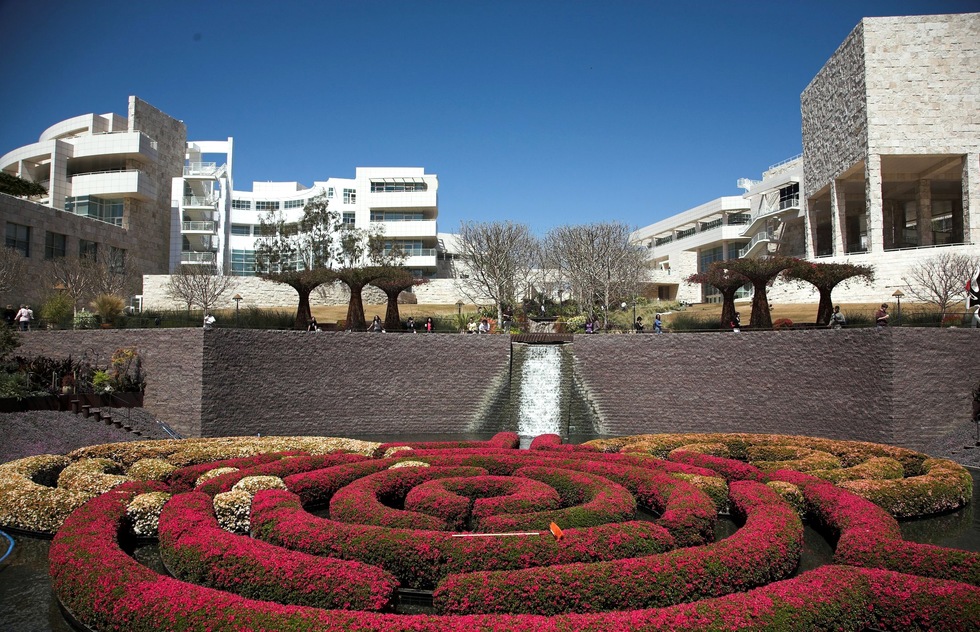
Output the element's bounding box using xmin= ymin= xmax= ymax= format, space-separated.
xmin=739 ymin=230 xmax=773 ymax=257
xmin=181 ymin=221 xmax=216 ymax=232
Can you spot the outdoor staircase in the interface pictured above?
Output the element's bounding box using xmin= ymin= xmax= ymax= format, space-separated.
xmin=69 ymin=399 xmax=140 ymax=436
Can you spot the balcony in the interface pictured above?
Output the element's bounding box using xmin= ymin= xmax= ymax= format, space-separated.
xmin=181 ymin=221 xmax=216 ymax=233
xmin=739 ymin=231 xmax=774 ymax=258
xmin=71 ymin=169 xmax=156 ymax=200
xmin=182 ymin=195 xmax=217 ymax=208
xmin=401 ymin=250 xmax=438 ymax=268
xmin=371 ymin=219 xmax=438 ymax=238
xmin=183 ymin=162 xmax=227 ymax=179
xmin=180 ymin=252 xmax=217 ymax=265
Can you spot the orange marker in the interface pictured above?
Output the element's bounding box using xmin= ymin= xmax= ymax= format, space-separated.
xmin=549 ymin=522 xmax=564 ymax=541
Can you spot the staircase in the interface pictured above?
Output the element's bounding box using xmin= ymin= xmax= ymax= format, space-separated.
xmin=69 ymin=398 xmax=140 ymax=436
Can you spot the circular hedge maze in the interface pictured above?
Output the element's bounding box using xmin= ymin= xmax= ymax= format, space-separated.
xmin=0 ymin=432 xmax=977 ymax=630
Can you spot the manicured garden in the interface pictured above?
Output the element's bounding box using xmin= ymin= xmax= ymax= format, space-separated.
xmin=0 ymin=432 xmax=976 ymax=630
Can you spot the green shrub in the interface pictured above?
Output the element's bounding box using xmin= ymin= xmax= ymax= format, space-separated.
xmin=90 ymin=294 xmax=125 ymax=325
xmin=667 ymin=312 xmax=722 ymax=331
xmin=40 ymin=293 xmax=75 ymax=328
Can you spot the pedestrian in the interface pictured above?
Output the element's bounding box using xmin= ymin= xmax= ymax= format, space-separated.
xmin=15 ymin=304 xmax=32 ymax=331
xmin=307 ymin=315 xmax=318 ymax=332
xmin=731 ymin=311 xmax=741 ymax=333
xmin=406 ymin=316 xmax=416 ymax=333
xmin=501 ymin=313 xmax=512 ymax=331
xmin=634 ymin=316 xmax=645 ymax=333
xmin=654 ymin=314 xmax=663 ymax=334
xmin=204 ymin=313 xmax=216 ymax=329
xmin=828 ymin=305 xmax=846 ymax=329
xmin=370 ymin=315 xmax=384 ymax=333
xmin=424 ymin=317 xmax=434 ymax=333
xmin=874 ymin=303 xmax=889 ymax=328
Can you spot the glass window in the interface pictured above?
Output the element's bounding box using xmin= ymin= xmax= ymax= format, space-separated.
xmin=44 ymin=232 xmax=66 ymax=259
xmin=699 ymin=246 xmax=724 ymax=272
xmin=370 ymin=211 xmax=425 ymax=222
xmin=79 ymin=239 xmax=98 ymax=259
xmin=370 ymin=180 xmax=427 ymax=193
xmin=343 ymin=189 xmax=356 ymax=204
xmin=231 ymin=199 xmax=252 ymax=210
xmin=284 ymin=199 xmax=305 ymax=209
xmin=231 ymin=249 xmax=257 ymax=276
xmin=727 ymin=213 xmax=751 ymax=225
xmin=108 ymin=247 xmax=125 ymax=274
xmin=327 ymin=187 xmax=334 ymax=198
xmin=255 ymin=201 xmax=280 ymax=211
xmin=342 ymin=212 xmax=355 ymax=226
xmin=5 ymin=223 xmax=30 ymax=257
xmin=64 ymin=196 xmax=123 ymax=226
xmin=779 ymin=183 xmax=800 ymax=209
xmin=384 ymin=239 xmax=425 ymax=256
xmin=231 ymin=224 xmax=252 ymax=236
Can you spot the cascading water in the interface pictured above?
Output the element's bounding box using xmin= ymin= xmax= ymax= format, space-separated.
xmin=515 ymin=345 xmax=564 ymax=439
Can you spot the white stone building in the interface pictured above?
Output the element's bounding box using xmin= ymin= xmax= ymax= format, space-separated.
xmin=634 ymin=13 xmax=980 ymax=305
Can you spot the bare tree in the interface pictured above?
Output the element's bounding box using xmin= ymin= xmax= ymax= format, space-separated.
xmin=904 ymin=252 xmax=980 ymax=318
xmin=166 ymin=264 xmax=237 ymax=319
xmin=544 ymin=222 xmax=645 ymax=327
xmin=91 ymin=247 xmax=142 ymax=298
xmin=46 ymin=256 xmax=97 ymax=322
xmin=455 ymin=221 xmax=538 ymax=323
xmin=0 ymin=246 xmax=27 ymax=300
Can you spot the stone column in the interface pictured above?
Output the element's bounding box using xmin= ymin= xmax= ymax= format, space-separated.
xmin=49 ymin=139 xmax=72 ymax=211
xmin=803 ymin=198 xmax=817 ymax=257
xmin=831 ymin=180 xmax=846 ymax=256
xmin=964 ymin=153 xmax=980 ymax=245
xmin=866 ymin=154 xmax=884 ymax=253
xmin=916 ymin=179 xmax=932 ymax=247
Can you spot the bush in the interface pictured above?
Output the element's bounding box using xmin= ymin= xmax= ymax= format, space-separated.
xmin=40 ymin=293 xmax=75 ymax=328
xmin=90 ymin=294 xmax=125 ymax=325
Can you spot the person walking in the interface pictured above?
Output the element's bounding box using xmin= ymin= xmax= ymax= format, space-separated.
xmin=731 ymin=311 xmax=741 ymax=333
xmin=874 ymin=304 xmax=889 ymax=328
xmin=828 ymin=306 xmax=846 ymax=329
xmin=15 ymin=304 xmax=32 ymax=331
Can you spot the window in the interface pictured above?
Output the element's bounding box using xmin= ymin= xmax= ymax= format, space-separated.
xmin=343 ymin=189 xmax=356 ymax=204
xmin=779 ymin=183 xmax=800 ymax=210
xmin=342 ymin=212 xmax=355 ymax=226
xmin=231 ymin=199 xmax=252 ymax=210
xmin=370 ymin=180 xmax=428 ymax=193
xmin=44 ymin=232 xmax=67 ymax=259
xmin=384 ymin=239 xmax=425 ymax=256
xmin=5 ymin=223 xmax=30 ymax=257
xmin=231 ymin=249 xmax=257 ymax=276
xmin=64 ymin=196 xmax=123 ymax=226
xmin=255 ymin=200 xmax=280 ymax=211
xmin=327 ymin=187 xmax=334 ymax=198
xmin=727 ymin=213 xmax=751 ymax=225
xmin=79 ymin=239 xmax=98 ymax=259
xmin=699 ymin=246 xmax=724 ymax=272
xmin=231 ymin=224 xmax=252 ymax=236
xmin=655 ymin=235 xmax=673 ymax=247
xmin=370 ymin=211 xmax=425 ymax=222
xmin=676 ymin=227 xmax=696 ymax=240
xmin=699 ymin=218 xmax=723 ymax=232
xmin=108 ymin=247 xmax=125 ymax=274
xmin=284 ymin=199 xmax=305 ymax=209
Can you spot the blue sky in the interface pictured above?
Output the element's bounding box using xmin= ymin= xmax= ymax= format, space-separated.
xmin=1 ymin=1 xmax=975 ymax=235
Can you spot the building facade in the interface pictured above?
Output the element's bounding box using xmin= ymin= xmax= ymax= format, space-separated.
xmin=635 ymin=13 xmax=980 ymax=305
xmin=1 ymin=97 xmax=186 ymax=304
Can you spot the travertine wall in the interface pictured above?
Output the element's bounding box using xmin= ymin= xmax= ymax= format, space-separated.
xmin=802 ymin=21 xmax=867 ymax=197
xmin=13 ymin=328 xmax=977 ymax=455
xmin=13 ymin=329 xmax=203 ymax=437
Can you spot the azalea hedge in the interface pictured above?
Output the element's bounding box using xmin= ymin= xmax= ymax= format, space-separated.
xmin=0 ymin=431 xmax=975 ymax=630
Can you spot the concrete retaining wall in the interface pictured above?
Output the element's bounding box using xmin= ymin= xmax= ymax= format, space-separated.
xmin=12 ymin=328 xmax=977 ymax=455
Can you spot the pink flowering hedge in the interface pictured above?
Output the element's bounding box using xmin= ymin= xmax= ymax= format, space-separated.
xmin=165 ymin=451 xmax=310 ymax=492
xmin=38 ymin=433 xmax=980 ymax=630
xmin=432 ymin=480 xmax=802 ymax=615
xmin=158 ymin=491 xmax=399 ymax=610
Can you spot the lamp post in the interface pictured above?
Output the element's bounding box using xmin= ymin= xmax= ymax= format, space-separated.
xmin=233 ymin=293 xmax=242 ymax=327
xmin=892 ymin=289 xmax=904 ymax=326
xmin=456 ymin=301 xmax=463 ymax=316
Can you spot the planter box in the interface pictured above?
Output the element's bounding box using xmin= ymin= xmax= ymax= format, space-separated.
xmin=0 ymin=392 xmax=143 ymax=413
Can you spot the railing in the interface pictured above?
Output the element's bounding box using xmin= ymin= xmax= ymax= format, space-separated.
xmin=676 ymin=228 xmax=696 ymax=240
xmin=700 ymin=218 xmax=723 ymax=232
xmin=71 ymin=168 xmax=141 ymax=178
xmin=183 ymin=162 xmax=225 ymax=177
xmin=655 ymin=235 xmax=673 ymax=247
xmin=182 ymin=195 xmax=217 ymax=207
xmin=738 ymin=230 xmax=774 ymax=257
xmin=181 ymin=221 xmax=216 ymax=232
xmin=767 ymin=153 xmax=803 ymax=172
xmin=180 ymin=252 xmax=217 ymax=264
xmin=727 ymin=215 xmax=751 ymax=225
xmin=388 ymin=248 xmax=437 ymax=257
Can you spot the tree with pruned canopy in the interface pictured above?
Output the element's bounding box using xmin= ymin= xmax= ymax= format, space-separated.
xmin=782 ymin=259 xmax=874 ymax=325
xmin=687 ymin=264 xmax=748 ymax=330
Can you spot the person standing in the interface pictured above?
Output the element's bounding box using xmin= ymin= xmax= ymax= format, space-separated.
xmin=654 ymin=314 xmax=663 ymax=334
xmin=424 ymin=317 xmax=434 ymax=333
xmin=731 ymin=312 xmax=741 ymax=333
xmin=633 ymin=316 xmax=645 ymax=333
xmin=828 ymin=306 xmax=846 ymax=329
xmin=406 ymin=316 xmax=416 ymax=333
xmin=874 ymin=304 xmax=889 ymax=328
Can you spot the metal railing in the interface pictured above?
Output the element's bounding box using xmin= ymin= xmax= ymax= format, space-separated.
xmin=181 ymin=221 xmax=216 ymax=232
xmin=180 ymin=252 xmax=217 ymax=264
xmin=739 ymin=230 xmax=774 ymax=257
xmin=183 ymin=162 xmax=226 ymax=177
xmin=182 ymin=195 xmax=217 ymax=207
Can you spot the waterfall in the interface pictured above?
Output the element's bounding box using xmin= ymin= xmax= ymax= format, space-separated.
xmin=516 ymin=345 xmax=564 ymax=438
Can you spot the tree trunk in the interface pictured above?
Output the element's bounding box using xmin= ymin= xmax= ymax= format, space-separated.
xmin=720 ymin=290 xmax=739 ymax=330
xmin=383 ymin=289 xmax=402 ymax=331
xmin=749 ymin=282 xmax=772 ymax=329
xmin=294 ymin=288 xmax=313 ymax=330
xmin=346 ymin=282 xmax=368 ymax=331
xmin=815 ymin=288 xmax=834 ymax=325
